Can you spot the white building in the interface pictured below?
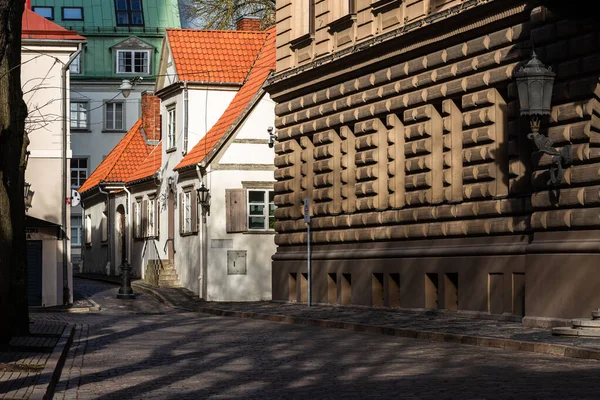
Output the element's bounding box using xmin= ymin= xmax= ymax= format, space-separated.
xmin=21 ymin=6 xmax=85 ymax=306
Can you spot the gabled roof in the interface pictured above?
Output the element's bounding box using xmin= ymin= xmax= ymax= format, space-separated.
xmin=126 ymin=142 xmax=163 ymax=184
xmin=22 ymin=9 xmax=85 ymax=41
xmin=79 ymin=120 xmax=153 ymax=194
xmin=165 ymin=28 xmax=268 ymax=84
xmin=174 ymin=27 xmax=276 ymax=171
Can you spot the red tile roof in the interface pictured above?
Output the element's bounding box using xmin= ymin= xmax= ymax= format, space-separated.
xmin=166 ymin=28 xmax=268 ymax=83
xmin=126 ymin=142 xmax=163 ymax=184
xmin=175 ymin=27 xmax=276 ymax=170
xmin=79 ymin=120 xmax=153 ymax=194
xmin=22 ymin=9 xmax=85 ymax=41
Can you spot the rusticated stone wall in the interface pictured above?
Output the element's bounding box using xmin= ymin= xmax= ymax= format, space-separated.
xmin=267 ymin=0 xmax=600 ymax=322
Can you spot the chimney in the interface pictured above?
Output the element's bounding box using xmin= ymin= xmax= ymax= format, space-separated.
xmin=26 ymin=0 xmax=31 ymax=10
xmin=141 ymin=91 xmax=161 ymax=142
xmin=235 ymin=16 xmax=262 ymax=31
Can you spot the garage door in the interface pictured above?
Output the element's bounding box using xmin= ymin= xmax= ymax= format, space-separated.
xmin=27 ymin=241 xmax=43 ymax=307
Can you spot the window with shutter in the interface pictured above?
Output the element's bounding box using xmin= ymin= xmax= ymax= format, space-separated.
xmin=226 ymin=189 xmax=247 ymax=233
xmin=142 ymin=199 xmax=148 ymax=237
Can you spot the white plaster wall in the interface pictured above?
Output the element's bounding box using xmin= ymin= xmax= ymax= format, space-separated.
xmin=205 ymin=169 xmax=276 ymax=301
xmin=187 ymin=89 xmax=236 ymax=148
xmin=232 ymin=93 xmax=276 ymax=140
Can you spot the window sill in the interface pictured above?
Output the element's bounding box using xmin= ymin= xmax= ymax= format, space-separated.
xmin=244 ymin=230 xmax=276 ymax=235
xmin=180 ymin=231 xmax=198 ymax=237
xmin=102 ymin=130 xmax=127 ymax=133
xmin=327 ymin=13 xmax=357 ymax=34
xmin=71 ymin=128 xmax=91 ymax=133
xmin=165 ymin=147 xmax=177 ymax=154
xmin=101 ymin=241 xmax=108 ymax=247
xmin=290 ymin=33 xmax=313 ymax=50
xmin=371 ymin=0 xmax=402 ymax=15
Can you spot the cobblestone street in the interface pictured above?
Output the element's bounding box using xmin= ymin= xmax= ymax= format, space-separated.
xmin=31 ymin=279 xmax=600 ymax=399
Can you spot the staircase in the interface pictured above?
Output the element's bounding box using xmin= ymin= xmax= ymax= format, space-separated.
xmin=157 ymin=260 xmax=182 ymax=288
xmin=144 ymin=259 xmax=182 ymax=288
xmin=553 ymin=309 xmax=600 ymax=337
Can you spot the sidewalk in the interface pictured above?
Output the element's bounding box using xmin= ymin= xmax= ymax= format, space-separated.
xmin=0 ymin=320 xmax=73 ymax=400
xmin=75 ymin=272 xmax=600 ymax=361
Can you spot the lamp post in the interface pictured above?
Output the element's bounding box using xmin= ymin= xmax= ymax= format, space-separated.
xmin=515 ymin=52 xmax=572 ymax=185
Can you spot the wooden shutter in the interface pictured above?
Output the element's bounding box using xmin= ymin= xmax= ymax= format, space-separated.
xmin=155 ymin=198 xmax=160 ymax=237
xmin=226 ymin=189 xmax=247 ymax=233
xmin=191 ymin=189 xmax=198 ymax=233
xmin=142 ymin=199 xmax=148 ymax=238
xmin=132 ymin=202 xmax=138 ymax=238
xmin=179 ymin=192 xmax=184 ymax=235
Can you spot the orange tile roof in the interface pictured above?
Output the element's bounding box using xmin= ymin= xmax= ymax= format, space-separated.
xmin=175 ymin=27 xmax=276 ymax=170
xmin=126 ymin=142 xmax=163 ymax=184
xmin=166 ymin=28 xmax=268 ymax=83
xmin=22 ymin=9 xmax=85 ymax=41
xmin=79 ymin=120 xmax=153 ymax=194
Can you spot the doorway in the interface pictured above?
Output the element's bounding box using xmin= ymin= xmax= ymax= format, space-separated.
xmin=116 ymin=205 xmax=126 ymax=270
xmin=27 ymin=240 xmax=43 ymax=306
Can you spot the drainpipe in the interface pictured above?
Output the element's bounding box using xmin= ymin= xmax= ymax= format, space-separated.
xmin=182 ymin=81 xmax=189 ymax=155
xmin=195 ymin=164 xmax=207 ymax=299
xmin=98 ymin=186 xmax=111 ymax=275
xmin=61 ymin=43 xmax=84 ymax=304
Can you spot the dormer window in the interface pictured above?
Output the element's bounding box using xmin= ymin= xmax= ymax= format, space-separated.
xmin=32 ymin=6 xmax=54 ymax=20
xmin=116 ymin=50 xmax=150 ymax=74
xmin=115 ymin=0 xmax=144 ymax=26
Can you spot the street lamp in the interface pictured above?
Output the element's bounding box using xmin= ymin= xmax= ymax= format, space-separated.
xmin=119 ymin=77 xmax=143 ymax=99
xmin=24 ymin=182 xmax=34 ymax=212
xmin=267 ymin=126 xmax=277 ymax=148
xmin=196 ymin=182 xmax=210 ymax=220
xmin=514 ymin=51 xmax=572 ymax=185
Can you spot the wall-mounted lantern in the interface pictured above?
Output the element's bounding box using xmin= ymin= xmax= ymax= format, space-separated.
xmin=24 ymin=182 xmax=34 ymax=212
xmin=197 ymin=182 xmax=210 ymax=220
xmin=515 ymin=52 xmax=571 ymax=185
xmin=119 ymin=77 xmax=143 ymax=99
xmin=267 ymin=126 xmax=277 ymax=149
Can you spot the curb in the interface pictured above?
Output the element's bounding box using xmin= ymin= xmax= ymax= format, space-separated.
xmin=192 ymin=307 xmax=600 ymax=361
xmin=131 ymin=282 xmax=176 ymax=308
xmin=29 ymin=323 xmax=75 ymax=400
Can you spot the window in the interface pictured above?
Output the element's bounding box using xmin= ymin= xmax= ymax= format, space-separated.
xmin=71 ymin=216 xmax=82 ymax=246
xmin=70 ymin=54 xmax=82 ymax=75
xmin=147 ymin=198 xmax=156 ymax=237
xmin=166 ymin=106 xmax=176 ymax=149
xmin=183 ymin=191 xmax=192 ymax=233
xmin=101 ymin=212 xmax=108 ymax=242
xmin=32 ymin=6 xmax=53 ymax=20
xmin=247 ymin=190 xmax=275 ymax=230
xmin=134 ymin=200 xmax=142 ymax=238
xmin=70 ymin=158 xmax=88 ymax=189
xmin=294 ymin=0 xmax=315 ymax=38
xmin=85 ymin=215 xmax=92 ymax=245
xmin=62 ymin=7 xmax=83 ymax=21
xmin=116 ymin=50 xmax=150 ymax=75
xmin=70 ymin=101 xmax=88 ymax=129
xmin=105 ymin=102 xmax=124 ymax=131
xmin=115 ymin=0 xmax=144 ymax=26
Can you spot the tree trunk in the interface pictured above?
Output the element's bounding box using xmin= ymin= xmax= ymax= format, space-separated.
xmin=0 ymin=0 xmax=30 ymax=346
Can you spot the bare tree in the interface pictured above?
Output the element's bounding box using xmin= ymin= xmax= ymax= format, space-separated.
xmin=180 ymin=0 xmax=275 ymax=30
xmin=0 ymin=0 xmax=30 ymax=346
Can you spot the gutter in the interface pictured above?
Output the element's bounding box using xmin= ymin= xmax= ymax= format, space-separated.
xmin=182 ymin=81 xmax=189 ymax=155
xmin=61 ymin=43 xmax=83 ymax=305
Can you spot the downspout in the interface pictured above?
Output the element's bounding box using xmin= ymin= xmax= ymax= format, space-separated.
xmin=182 ymin=81 xmax=189 ymax=155
xmin=195 ymin=164 xmax=207 ymax=299
xmin=61 ymin=43 xmax=84 ymax=304
xmin=98 ymin=186 xmax=111 ymax=275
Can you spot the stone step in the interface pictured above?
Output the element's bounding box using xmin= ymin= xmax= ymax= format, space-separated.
xmin=592 ymin=310 xmax=600 ymax=320
xmin=572 ymin=319 xmax=600 ymax=329
xmin=159 ymin=282 xmax=182 ymax=288
xmin=159 ymin=270 xmax=178 ymax=277
xmin=159 ymin=278 xmax=180 ymax=284
xmin=553 ymin=327 xmax=600 ymax=337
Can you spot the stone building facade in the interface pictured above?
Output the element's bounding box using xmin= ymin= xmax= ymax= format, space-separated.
xmin=266 ymin=0 xmax=600 ymax=325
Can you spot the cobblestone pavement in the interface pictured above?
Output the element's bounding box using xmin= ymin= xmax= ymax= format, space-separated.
xmin=27 ymin=278 xmax=600 ymax=399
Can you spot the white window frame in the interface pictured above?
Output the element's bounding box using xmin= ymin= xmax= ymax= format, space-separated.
xmin=70 ymin=158 xmax=88 ymax=189
xmin=32 ymin=6 xmax=54 ymax=20
xmin=71 ymin=216 xmax=82 ymax=246
xmin=134 ymin=201 xmax=142 ymax=238
xmin=62 ymin=7 xmax=83 ymax=21
xmin=166 ymin=106 xmax=176 ymax=149
xmin=105 ymin=101 xmax=125 ymax=131
xmin=70 ymin=53 xmax=82 ymax=74
xmin=116 ymin=49 xmax=151 ymax=75
xmin=247 ymin=189 xmax=275 ymax=231
xmin=70 ymin=100 xmax=88 ymax=129
xmin=183 ymin=191 xmax=192 ymax=234
xmin=147 ymin=198 xmax=156 ymax=237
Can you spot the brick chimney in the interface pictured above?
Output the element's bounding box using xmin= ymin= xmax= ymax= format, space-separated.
xmin=141 ymin=91 xmax=161 ymax=142
xmin=26 ymin=0 xmax=31 ymax=10
xmin=235 ymin=16 xmax=262 ymax=31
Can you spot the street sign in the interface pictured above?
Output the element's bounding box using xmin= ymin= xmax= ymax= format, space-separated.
xmin=303 ymin=198 xmax=310 ymax=223
xmin=71 ymin=189 xmax=81 ymax=207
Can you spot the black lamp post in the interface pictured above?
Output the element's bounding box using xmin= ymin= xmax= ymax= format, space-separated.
xmin=197 ymin=182 xmax=210 ymax=222
xmin=515 ymin=52 xmax=572 ymax=185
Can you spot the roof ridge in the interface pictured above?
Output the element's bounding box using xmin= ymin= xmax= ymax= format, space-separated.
xmin=166 ymin=28 xmax=269 ymax=34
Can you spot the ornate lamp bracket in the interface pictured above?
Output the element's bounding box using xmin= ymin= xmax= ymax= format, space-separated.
xmin=527 ymin=116 xmax=572 ymax=186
